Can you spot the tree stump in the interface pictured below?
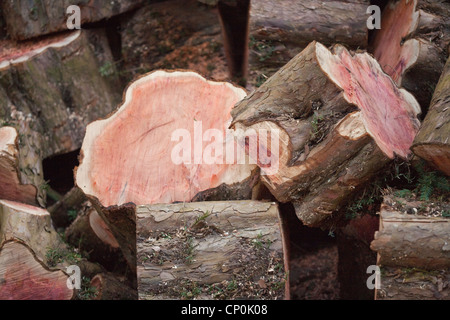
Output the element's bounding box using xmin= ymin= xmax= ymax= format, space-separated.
xmin=412 ymin=55 xmax=450 ymax=176
xmin=137 ymin=200 xmax=288 ymax=300
xmin=231 ymin=41 xmax=421 ymax=227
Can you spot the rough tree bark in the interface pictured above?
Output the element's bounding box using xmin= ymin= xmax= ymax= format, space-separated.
xmin=48 ymin=187 xmax=87 ymax=229
xmin=371 ymin=197 xmax=450 ymax=270
xmin=412 ymin=55 xmax=450 ymax=175
xmin=0 ymin=200 xmax=73 ymax=300
xmin=371 ymin=196 xmax=450 ymax=300
xmin=375 ymin=267 xmax=450 ymax=300
xmin=250 ymin=0 xmax=369 ymax=49
xmin=0 ymin=241 xmax=74 ymax=300
xmin=0 ymin=0 xmax=145 ymax=40
xmin=0 ymin=29 xmax=121 ymax=160
xmin=370 ymin=0 xmax=450 ymax=110
xmin=231 ymin=41 xmax=421 ymax=227
xmin=76 ymin=70 xmax=256 ymax=269
xmin=137 ymin=200 xmax=288 ymax=300
xmin=65 ymin=208 xmax=126 ymax=271
xmin=0 ymin=126 xmax=37 ymax=205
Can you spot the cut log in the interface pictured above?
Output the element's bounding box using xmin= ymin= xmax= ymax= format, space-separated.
xmin=370 ymin=197 xmax=450 ymax=270
xmin=0 ymin=126 xmax=37 ymax=205
xmin=0 ymin=241 xmax=74 ymax=300
xmin=48 ymin=187 xmax=87 ymax=229
xmin=248 ymin=0 xmax=369 ymax=87
xmin=375 ymin=267 xmax=450 ymax=300
xmin=231 ymin=41 xmax=421 ymax=227
xmin=0 ymin=29 xmax=121 ymax=160
xmin=370 ymin=0 xmax=450 ymax=110
xmin=0 ymin=0 xmax=145 ymax=40
xmin=251 ymin=0 xmax=369 ymax=49
xmin=90 ymin=272 xmax=137 ymax=300
xmin=137 ymin=200 xmax=288 ymax=300
xmin=412 ymin=55 xmax=450 ymax=176
xmin=0 ymin=200 xmax=65 ymax=264
xmin=76 ymin=70 xmax=256 ymax=268
xmin=65 ymin=208 xmax=126 ymax=272
xmin=0 ymin=200 xmax=74 ymax=300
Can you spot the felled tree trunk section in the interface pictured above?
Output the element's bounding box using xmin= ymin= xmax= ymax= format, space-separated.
xmin=48 ymin=187 xmax=87 ymax=229
xmin=0 ymin=241 xmax=73 ymax=300
xmin=0 ymin=29 xmax=121 ymax=160
xmin=137 ymin=201 xmax=288 ymax=300
xmin=370 ymin=0 xmax=450 ymax=110
xmin=0 ymin=200 xmax=73 ymax=300
xmin=0 ymin=127 xmax=37 ymax=205
xmin=412 ymin=55 xmax=450 ymax=176
xmin=371 ymin=198 xmax=450 ymax=270
xmin=90 ymin=272 xmax=137 ymax=300
xmin=371 ymin=196 xmax=450 ymax=300
xmin=76 ymin=70 xmax=256 ymax=269
xmin=65 ymin=208 xmax=126 ymax=271
xmin=0 ymin=0 xmax=145 ymax=40
xmin=231 ymin=41 xmax=421 ymax=227
xmin=251 ymin=0 xmax=369 ymax=49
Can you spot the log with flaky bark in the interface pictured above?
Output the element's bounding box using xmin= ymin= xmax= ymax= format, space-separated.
xmin=0 ymin=0 xmax=144 ymax=40
xmin=137 ymin=200 xmax=288 ymax=300
xmin=251 ymin=0 xmax=369 ymax=49
xmin=370 ymin=197 xmax=450 ymax=270
xmin=231 ymin=41 xmax=421 ymax=227
xmin=375 ymin=267 xmax=450 ymax=300
xmin=0 ymin=126 xmax=37 ymax=205
xmin=370 ymin=0 xmax=450 ymax=110
xmin=412 ymin=55 xmax=450 ymax=175
xmin=0 ymin=241 xmax=74 ymax=300
xmin=0 ymin=29 xmax=121 ymax=160
xmin=76 ymin=70 xmax=257 ymax=268
xmin=90 ymin=272 xmax=137 ymax=300
xmin=65 ymin=208 xmax=126 ymax=271
xmin=0 ymin=200 xmax=74 ymax=300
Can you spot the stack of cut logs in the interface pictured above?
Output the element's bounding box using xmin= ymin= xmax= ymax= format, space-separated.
xmin=0 ymin=0 xmax=449 ymax=300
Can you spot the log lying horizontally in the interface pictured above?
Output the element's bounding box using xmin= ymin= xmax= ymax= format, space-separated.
xmin=0 ymin=0 xmax=145 ymax=40
xmin=370 ymin=0 xmax=450 ymax=110
xmin=0 ymin=200 xmax=73 ymax=300
xmin=76 ymin=70 xmax=257 ymax=268
xmin=137 ymin=200 xmax=288 ymax=300
xmin=250 ymin=0 xmax=369 ymax=49
xmin=231 ymin=41 xmax=421 ymax=227
xmin=412 ymin=55 xmax=450 ymax=176
xmin=0 ymin=127 xmax=37 ymax=205
xmin=371 ymin=197 xmax=450 ymax=270
xmin=370 ymin=196 xmax=450 ymax=300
